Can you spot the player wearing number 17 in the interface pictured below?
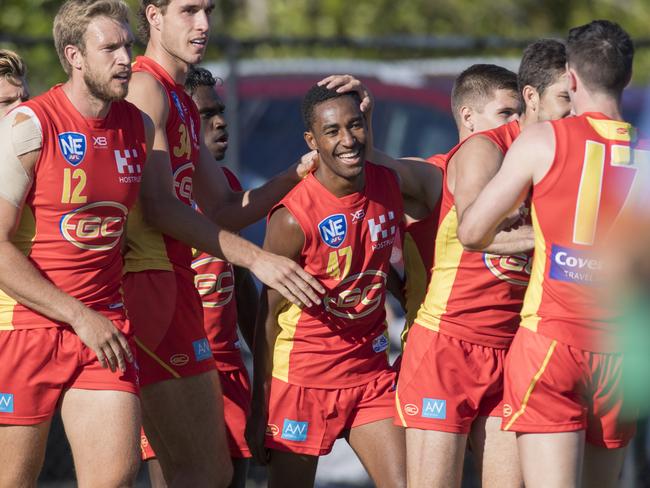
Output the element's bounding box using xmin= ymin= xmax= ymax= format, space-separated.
xmin=458 ymin=20 xmax=643 ymax=488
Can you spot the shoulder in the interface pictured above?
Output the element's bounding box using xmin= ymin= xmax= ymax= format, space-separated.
xmin=265 ymin=205 xmax=305 ymax=257
xmin=127 ymin=72 xmax=169 ymax=124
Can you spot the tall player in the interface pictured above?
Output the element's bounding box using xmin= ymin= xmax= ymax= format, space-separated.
xmin=0 ymin=49 xmax=29 ymax=118
xmin=141 ymin=67 xmax=257 ymax=488
xmin=459 ymin=20 xmax=640 ymax=488
xmin=0 ymin=1 xmax=149 ymax=485
xmin=124 ymin=1 xmax=325 ymax=486
xmin=395 ymin=39 xmax=571 ymax=488
xmin=246 ymin=85 xmax=443 ymax=488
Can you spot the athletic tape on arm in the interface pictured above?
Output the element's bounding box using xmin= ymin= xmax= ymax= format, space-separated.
xmin=0 ymin=107 xmax=41 ymax=207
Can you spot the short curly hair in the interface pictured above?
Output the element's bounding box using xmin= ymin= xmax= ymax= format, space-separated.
xmin=301 ymin=84 xmax=362 ymax=130
xmin=185 ymin=66 xmax=223 ymax=95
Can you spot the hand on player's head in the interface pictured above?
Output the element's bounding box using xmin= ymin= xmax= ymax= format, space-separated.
xmin=318 ymin=74 xmax=373 ymax=114
xmin=296 ymin=150 xmax=319 ymax=179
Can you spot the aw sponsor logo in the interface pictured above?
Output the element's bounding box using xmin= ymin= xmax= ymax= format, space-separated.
xmin=368 ymin=211 xmax=397 ymax=251
xmin=324 ymin=270 xmax=387 ymax=320
xmin=318 ymin=214 xmax=347 ymax=248
xmin=173 ymin=162 xmax=195 ymax=203
xmin=0 ymin=393 xmax=14 ymax=413
xmin=550 ymin=244 xmax=603 ymax=285
xmin=192 ymin=257 xmax=235 ymax=308
xmin=192 ymin=338 xmax=212 ymax=362
xmin=483 ymin=253 xmax=532 ymax=286
xmin=422 ymin=398 xmax=446 ymax=419
xmin=58 ymin=132 xmax=87 ymax=166
xmin=372 ymin=333 xmax=389 ymax=353
xmin=114 ymin=148 xmax=143 ymax=184
xmin=60 ymin=201 xmax=127 ymax=251
xmin=281 ymin=419 xmax=309 ymax=442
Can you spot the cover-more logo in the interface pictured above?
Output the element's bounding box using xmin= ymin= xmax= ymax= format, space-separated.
xmin=58 ymin=132 xmax=87 ymax=166
xmin=59 ymin=201 xmax=128 ymax=251
xmin=550 ymin=244 xmax=603 ymax=285
xmin=319 ymin=214 xmax=347 ymax=248
xmin=422 ymin=398 xmax=446 ymax=419
xmin=281 ymin=419 xmax=309 ymax=442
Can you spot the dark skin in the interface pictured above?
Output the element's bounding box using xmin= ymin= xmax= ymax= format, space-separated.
xmin=246 ymin=95 xmax=411 ymax=488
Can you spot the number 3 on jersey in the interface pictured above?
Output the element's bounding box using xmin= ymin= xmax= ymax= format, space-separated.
xmin=61 ymin=168 xmax=87 ymax=204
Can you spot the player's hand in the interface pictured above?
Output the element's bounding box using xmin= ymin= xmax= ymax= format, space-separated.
xmin=295 ymin=150 xmax=319 ymax=180
xmin=245 ymin=402 xmax=270 ymax=465
xmin=250 ymin=251 xmax=325 ymax=308
xmin=69 ymin=307 xmax=134 ymax=373
xmin=497 ymin=205 xmax=526 ymax=233
xmin=318 ymin=74 xmax=374 ymax=114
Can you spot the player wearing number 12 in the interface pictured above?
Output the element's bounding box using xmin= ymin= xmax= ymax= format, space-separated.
xmin=459 ymin=20 xmax=643 ymax=488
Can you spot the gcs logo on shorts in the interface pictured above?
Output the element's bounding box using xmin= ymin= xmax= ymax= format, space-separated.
xmin=60 ymin=201 xmax=128 ymax=251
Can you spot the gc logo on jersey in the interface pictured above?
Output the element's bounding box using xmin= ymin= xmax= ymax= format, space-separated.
xmin=483 ymin=253 xmax=532 ymax=286
xmin=60 ymin=201 xmax=128 ymax=251
xmin=324 ymin=270 xmax=387 ymax=320
xmin=173 ymin=162 xmax=195 ymax=203
xmin=58 ymin=132 xmax=87 ymax=166
xmin=318 ymin=214 xmax=347 ymax=248
xmin=192 ymin=257 xmax=235 ymax=308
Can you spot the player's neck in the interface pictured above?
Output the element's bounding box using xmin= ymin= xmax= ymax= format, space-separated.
xmin=314 ymin=165 xmax=365 ymax=198
xmin=573 ymin=93 xmax=623 ymax=121
xmin=144 ymin=41 xmax=189 ymax=86
xmin=61 ymin=79 xmax=111 ymax=119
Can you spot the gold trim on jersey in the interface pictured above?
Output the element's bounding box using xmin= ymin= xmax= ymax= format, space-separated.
xmin=586 ymin=117 xmax=632 ymax=142
xmin=503 ymin=339 xmax=557 ymax=431
xmin=272 ymin=300 xmax=302 ymax=382
xmin=0 ymin=206 xmax=37 ymax=329
xmin=134 ymin=336 xmax=181 ymax=379
xmin=414 ymin=208 xmax=464 ymax=331
xmin=124 ymin=202 xmax=173 ymax=272
xmin=395 ymin=388 xmax=408 ymax=427
xmin=520 ymin=206 xmax=546 ymax=333
xmin=403 ymin=232 xmax=428 ymax=329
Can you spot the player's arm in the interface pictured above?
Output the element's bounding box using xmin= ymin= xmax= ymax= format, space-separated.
xmin=453 ymin=135 xmax=534 ymax=254
xmin=0 ymin=113 xmax=132 ymax=372
xmin=386 ymin=265 xmax=406 ymax=312
xmin=233 ymin=265 xmax=257 ymax=351
xmin=130 ymin=73 xmax=324 ymax=308
xmin=193 ymin=145 xmax=317 ymax=232
xmin=458 ymin=122 xmax=556 ymax=249
xmin=246 ymin=206 xmax=305 ymax=464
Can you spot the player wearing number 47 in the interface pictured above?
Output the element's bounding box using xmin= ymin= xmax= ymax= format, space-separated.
xmin=244 ymin=80 xmax=443 ymax=488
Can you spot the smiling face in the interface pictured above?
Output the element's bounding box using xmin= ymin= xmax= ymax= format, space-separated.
xmin=192 ymin=84 xmax=228 ymax=160
xmin=304 ymin=95 xmax=367 ymax=185
xmin=157 ymin=0 xmax=214 ymax=66
xmin=79 ymin=16 xmax=133 ymax=102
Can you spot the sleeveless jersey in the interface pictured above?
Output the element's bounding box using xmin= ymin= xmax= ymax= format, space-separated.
xmin=402 ymin=153 xmax=445 ymax=326
xmin=521 ymin=113 xmax=647 ymax=352
xmin=0 ymin=85 xmax=146 ymax=329
xmin=415 ymin=120 xmax=532 ymax=347
xmin=271 ymin=163 xmax=403 ymax=388
xmin=192 ymin=167 xmax=243 ymax=370
xmin=125 ymin=56 xmax=201 ymax=273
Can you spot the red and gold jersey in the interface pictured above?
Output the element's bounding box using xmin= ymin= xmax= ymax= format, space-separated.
xmin=415 ymin=120 xmax=532 ymax=348
xmin=402 ymin=153 xmax=445 ymax=326
xmin=125 ymin=56 xmax=201 ymax=274
xmin=0 ymin=85 xmax=146 ymax=329
xmin=193 ymin=167 xmax=243 ymax=370
xmin=521 ymin=113 xmax=646 ymax=352
xmin=271 ymin=163 xmax=403 ymax=388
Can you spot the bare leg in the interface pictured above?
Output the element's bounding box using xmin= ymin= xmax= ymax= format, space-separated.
xmin=140 ymin=371 xmax=233 ymax=488
xmin=405 ymin=428 xmax=467 ymax=488
xmin=268 ymin=450 xmax=318 ymax=488
xmin=469 ymin=416 xmax=523 ymax=488
xmin=61 ymin=389 xmax=140 ymax=488
xmin=517 ymin=431 xmax=584 ymax=488
xmin=582 ymin=443 xmax=626 ymax=488
xmin=0 ymin=421 xmax=51 ymax=488
xmin=346 ymin=418 xmax=406 ymax=488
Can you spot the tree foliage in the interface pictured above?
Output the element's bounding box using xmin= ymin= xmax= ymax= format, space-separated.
xmin=1 ymin=0 xmax=649 ymax=94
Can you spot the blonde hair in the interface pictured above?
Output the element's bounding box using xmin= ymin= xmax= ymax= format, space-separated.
xmin=0 ymin=49 xmax=27 ymax=85
xmin=53 ymin=0 xmax=130 ymax=75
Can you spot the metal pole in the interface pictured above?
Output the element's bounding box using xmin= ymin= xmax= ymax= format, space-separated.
xmin=225 ymin=38 xmax=240 ymax=174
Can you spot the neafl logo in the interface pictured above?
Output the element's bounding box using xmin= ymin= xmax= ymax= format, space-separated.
xmin=60 ymin=201 xmax=127 ymax=251
xmin=404 ymin=404 xmax=419 ymax=416
xmin=173 ymin=162 xmax=195 ymax=203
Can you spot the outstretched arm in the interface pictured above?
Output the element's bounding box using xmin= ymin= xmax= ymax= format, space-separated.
xmin=245 ymin=206 xmax=305 ymax=464
xmin=458 ymin=122 xmax=555 ymax=249
xmin=129 ymin=72 xmax=324 ymax=307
